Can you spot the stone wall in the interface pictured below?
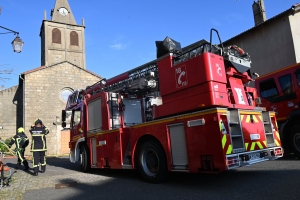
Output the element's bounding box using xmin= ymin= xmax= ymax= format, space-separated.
xmin=23 ymin=62 xmax=100 ymax=155
xmin=224 ymin=12 xmax=297 ymax=80
xmin=0 ymin=86 xmax=21 ymax=141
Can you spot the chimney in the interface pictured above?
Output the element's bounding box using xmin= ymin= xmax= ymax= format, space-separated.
xmin=1 ymin=85 xmax=4 ymax=91
xmin=252 ymin=0 xmax=267 ymax=26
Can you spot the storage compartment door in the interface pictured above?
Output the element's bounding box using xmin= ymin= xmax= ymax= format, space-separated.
xmin=168 ymin=123 xmax=188 ymax=170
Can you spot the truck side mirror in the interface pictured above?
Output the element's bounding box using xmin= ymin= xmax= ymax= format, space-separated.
xmin=62 ymin=110 xmax=66 ymax=122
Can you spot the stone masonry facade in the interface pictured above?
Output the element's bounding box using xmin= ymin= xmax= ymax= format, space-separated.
xmin=22 ymin=62 xmax=100 ymax=155
xmin=0 ymin=86 xmax=22 ymax=140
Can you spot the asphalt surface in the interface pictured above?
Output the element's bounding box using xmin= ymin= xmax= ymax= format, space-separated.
xmin=1 ymin=155 xmax=300 ymax=200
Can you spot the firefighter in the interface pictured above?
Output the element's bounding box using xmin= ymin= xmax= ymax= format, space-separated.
xmin=29 ymin=119 xmax=49 ymax=176
xmin=8 ymin=127 xmax=29 ymax=171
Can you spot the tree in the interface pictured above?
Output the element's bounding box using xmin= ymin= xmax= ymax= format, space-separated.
xmin=0 ymin=64 xmax=13 ymax=82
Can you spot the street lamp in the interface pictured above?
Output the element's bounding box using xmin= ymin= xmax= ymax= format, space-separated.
xmin=0 ymin=25 xmax=24 ymax=53
xmin=11 ymin=36 xmax=24 ymax=53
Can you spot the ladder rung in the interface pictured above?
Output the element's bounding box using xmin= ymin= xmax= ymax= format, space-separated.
xmin=229 ymin=122 xmax=239 ymax=125
xmin=231 ymin=135 xmax=242 ymax=137
xmin=264 ymin=122 xmax=270 ymax=124
xmin=265 ymin=132 xmax=273 ymax=135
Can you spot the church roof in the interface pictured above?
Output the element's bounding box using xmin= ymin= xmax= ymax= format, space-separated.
xmin=21 ymin=61 xmax=102 ymax=79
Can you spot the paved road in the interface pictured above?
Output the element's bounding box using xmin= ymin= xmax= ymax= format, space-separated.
xmin=1 ymin=155 xmax=300 ymax=200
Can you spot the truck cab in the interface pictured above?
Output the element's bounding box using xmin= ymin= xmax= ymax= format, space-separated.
xmin=255 ymin=62 xmax=300 ymax=156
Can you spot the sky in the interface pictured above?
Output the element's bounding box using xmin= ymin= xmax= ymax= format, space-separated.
xmin=0 ymin=0 xmax=298 ymax=89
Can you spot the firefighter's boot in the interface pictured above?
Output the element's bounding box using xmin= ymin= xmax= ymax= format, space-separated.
xmin=15 ymin=163 xmax=21 ymax=169
xmin=33 ymin=167 xmax=39 ymax=176
xmin=41 ymin=165 xmax=46 ymax=173
xmin=23 ymin=160 xmax=29 ymax=171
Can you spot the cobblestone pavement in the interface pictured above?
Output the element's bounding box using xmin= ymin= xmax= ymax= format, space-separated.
xmin=1 ymin=156 xmax=108 ymax=200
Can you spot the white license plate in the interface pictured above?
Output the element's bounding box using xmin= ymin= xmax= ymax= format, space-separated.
xmin=249 ymin=153 xmax=261 ymax=160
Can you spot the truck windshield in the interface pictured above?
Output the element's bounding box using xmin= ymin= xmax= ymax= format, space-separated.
xmin=123 ymin=99 xmax=143 ymax=126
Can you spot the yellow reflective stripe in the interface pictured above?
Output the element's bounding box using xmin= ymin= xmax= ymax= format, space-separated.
xmin=246 ymin=115 xmax=251 ymax=123
xmin=253 ymin=116 xmax=259 ymax=123
xmin=240 ymin=115 xmax=244 ymax=121
xmin=17 ymin=151 xmax=24 ymax=162
xmin=275 ymin=140 xmax=280 ymax=146
xmin=263 ymin=141 xmax=267 ymax=146
xmin=219 ymin=120 xmax=223 ymax=131
xmin=257 ymin=142 xmax=263 ymax=149
xmin=245 ymin=143 xmax=249 ymax=150
xmin=31 ymin=149 xmax=47 ymax=152
xmin=12 ymin=138 xmax=16 ymax=141
xmin=41 ymin=157 xmax=47 ymax=165
xmin=250 ymin=142 xmax=256 ymax=150
xmin=226 ymin=145 xmax=232 ymax=154
xmin=42 ymin=135 xmax=45 ymax=149
xmin=32 ymin=153 xmax=37 ymax=167
xmin=32 ymin=135 xmax=43 ymax=136
xmin=276 ymin=131 xmax=280 ymax=139
xmin=222 ymin=134 xmax=227 ymax=149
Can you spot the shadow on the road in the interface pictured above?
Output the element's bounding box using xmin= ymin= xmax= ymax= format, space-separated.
xmin=23 ymin=166 xmax=300 ymax=200
xmin=19 ymin=154 xmax=300 ymax=200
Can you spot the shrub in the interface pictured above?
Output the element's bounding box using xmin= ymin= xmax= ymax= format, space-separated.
xmin=0 ymin=138 xmax=11 ymax=152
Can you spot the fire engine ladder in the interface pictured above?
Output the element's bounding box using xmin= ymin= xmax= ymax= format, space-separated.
xmin=227 ymin=109 xmax=246 ymax=153
xmin=262 ymin=111 xmax=276 ymax=147
xmin=105 ymin=61 xmax=158 ymax=93
xmin=103 ymin=40 xmax=210 ymax=93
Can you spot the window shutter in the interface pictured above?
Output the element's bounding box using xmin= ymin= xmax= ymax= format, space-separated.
xmin=52 ymin=28 xmax=61 ymax=44
xmin=70 ymin=31 xmax=79 ymax=46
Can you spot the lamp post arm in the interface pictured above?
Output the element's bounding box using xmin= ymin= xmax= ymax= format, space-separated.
xmin=0 ymin=25 xmax=19 ymax=35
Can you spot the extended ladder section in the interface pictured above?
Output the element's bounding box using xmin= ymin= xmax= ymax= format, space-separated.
xmin=227 ymin=110 xmax=245 ymax=153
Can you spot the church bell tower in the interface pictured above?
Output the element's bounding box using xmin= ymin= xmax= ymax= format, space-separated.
xmin=40 ymin=0 xmax=86 ymax=69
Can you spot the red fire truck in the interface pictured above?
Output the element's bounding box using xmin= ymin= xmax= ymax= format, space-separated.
xmin=62 ymin=29 xmax=283 ymax=183
xmin=255 ymin=62 xmax=300 ymax=157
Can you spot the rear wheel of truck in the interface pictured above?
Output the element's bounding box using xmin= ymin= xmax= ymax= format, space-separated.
xmin=290 ymin=125 xmax=300 ymax=157
xmin=138 ymin=140 xmax=168 ymax=183
xmin=80 ymin=145 xmax=91 ymax=172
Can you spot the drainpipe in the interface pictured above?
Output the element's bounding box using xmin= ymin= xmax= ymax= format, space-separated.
xmin=19 ymin=74 xmax=25 ymax=127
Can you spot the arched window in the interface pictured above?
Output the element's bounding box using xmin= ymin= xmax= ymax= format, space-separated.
xmin=70 ymin=31 xmax=79 ymax=46
xmin=52 ymin=28 xmax=61 ymax=44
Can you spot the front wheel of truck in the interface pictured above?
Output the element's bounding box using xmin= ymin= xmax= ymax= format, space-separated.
xmin=80 ymin=145 xmax=91 ymax=172
xmin=290 ymin=125 xmax=300 ymax=157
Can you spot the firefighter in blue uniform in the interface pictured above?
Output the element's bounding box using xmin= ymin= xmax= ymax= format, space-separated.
xmin=29 ymin=119 xmax=49 ymax=176
xmin=8 ymin=127 xmax=29 ymax=171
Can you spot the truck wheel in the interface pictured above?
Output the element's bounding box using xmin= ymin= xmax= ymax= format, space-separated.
xmin=138 ymin=141 xmax=168 ymax=183
xmin=290 ymin=125 xmax=300 ymax=157
xmin=80 ymin=145 xmax=91 ymax=172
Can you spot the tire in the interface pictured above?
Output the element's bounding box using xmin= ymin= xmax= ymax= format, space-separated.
xmin=80 ymin=145 xmax=91 ymax=172
xmin=290 ymin=125 xmax=300 ymax=157
xmin=138 ymin=141 xmax=168 ymax=183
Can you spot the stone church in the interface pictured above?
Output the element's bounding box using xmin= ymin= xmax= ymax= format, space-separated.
xmin=0 ymin=0 xmax=101 ymax=155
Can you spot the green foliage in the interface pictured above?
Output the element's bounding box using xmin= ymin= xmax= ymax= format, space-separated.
xmin=0 ymin=138 xmax=11 ymax=152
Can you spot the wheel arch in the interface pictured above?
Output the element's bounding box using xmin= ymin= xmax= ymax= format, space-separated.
xmin=281 ymin=114 xmax=300 ymax=152
xmin=74 ymin=138 xmax=87 ymax=162
xmin=132 ymin=134 xmax=167 ymax=170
